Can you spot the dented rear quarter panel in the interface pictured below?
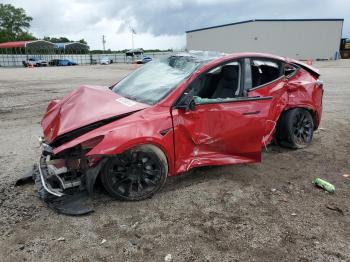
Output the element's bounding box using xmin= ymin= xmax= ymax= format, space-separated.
xmin=248 ymin=67 xmax=323 ymax=144
xmin=285 ymin=68 xmax=323 ymax=127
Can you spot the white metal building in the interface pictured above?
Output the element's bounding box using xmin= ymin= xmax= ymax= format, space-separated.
xmin=186 ymin=19 xmax=344 ymax=60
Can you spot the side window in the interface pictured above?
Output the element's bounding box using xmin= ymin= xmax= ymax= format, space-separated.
xmin=284 ymin=63 xmax=298 ymax=77
xmin=187 ymin=61 xmax=242 ymax=104
xmin=251 ymin=59 xmax=282 ymax=88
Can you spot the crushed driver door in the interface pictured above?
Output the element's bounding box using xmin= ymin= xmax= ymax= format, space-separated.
xmin=172 ymin=96 xmax=272 ymax=173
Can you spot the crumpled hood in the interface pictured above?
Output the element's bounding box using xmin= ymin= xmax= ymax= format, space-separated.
xmin=41 ymin=85 xmax=150 ymax=143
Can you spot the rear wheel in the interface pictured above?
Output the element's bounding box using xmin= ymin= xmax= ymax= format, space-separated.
xmin=100 ymin=145 xmax=168 ymax=201
xmin=276 ymin=108 xmax=314 ymax=149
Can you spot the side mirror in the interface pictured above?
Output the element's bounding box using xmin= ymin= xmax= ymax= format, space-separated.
xmin=174 ymin=93 xmax=196 ymax=111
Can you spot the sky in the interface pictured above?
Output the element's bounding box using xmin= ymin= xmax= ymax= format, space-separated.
xmin=3 ymin=0 xmax=350 ymax=50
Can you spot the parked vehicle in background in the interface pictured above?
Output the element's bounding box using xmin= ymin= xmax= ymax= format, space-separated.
xmin=22 ymin=58 xmax=48 ymax=67
xmin=100 ymin=57 xmax=110 ymax=65
xmin=49 ymin=59 xmax=78 ymax=66
xmin=340 ymin=38 xmax=350 ymax=59
xmin=136 ymin=56 xmax=152 ymax=64
xmin=31 ymin=51 xmax=323 ymax=214
xmin=142 ymin=56 xmax=152 ymax=63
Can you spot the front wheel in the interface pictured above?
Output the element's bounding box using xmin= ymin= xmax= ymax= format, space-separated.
xmin=276 ymin=108 xmax=314 ymax=149
xmin=100 ymin=145 xmax=168 ymax=201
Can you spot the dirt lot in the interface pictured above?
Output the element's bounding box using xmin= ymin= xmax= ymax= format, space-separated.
xmin=0 ymin=61 xmax=349 ymax=262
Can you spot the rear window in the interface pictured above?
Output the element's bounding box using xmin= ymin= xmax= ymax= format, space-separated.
xmin=284 ymin=63 xmax=298 ymax=77
xmin=251 ymin=59 xmax=282 ymax=88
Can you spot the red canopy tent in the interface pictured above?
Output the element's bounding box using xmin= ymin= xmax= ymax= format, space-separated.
xmin=0 ymin=40 xmax=90 ymax=67
xmin=0 ymin=40 xmax=56 ymax=53
xmin=0 ymin=40 xmax=56 ymax=67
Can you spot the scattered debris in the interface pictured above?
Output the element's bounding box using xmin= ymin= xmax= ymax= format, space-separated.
xmin=326 ymin=204 xmax=344 ymax=215
xmin=271 ymin=188 xmax=277 ymax=192
xmin=131 ymin=222 xmax=139 ymax=228
xmin=18 ymin=245 xmax=25 ymax=251
xmin=312 ymin=178 xmax=335 ymax=193
xmin=57 ymin=237 xmax=65 ymax=242
xmin=101 ymin=239 xmax=107 ymax=244
xmin=164 ymin=254 xmax=172 ymax=262
xmin=129 ymin=239 xmax=137 ymax=246
xmin=342 ymin=174 xmax=350 ymax=178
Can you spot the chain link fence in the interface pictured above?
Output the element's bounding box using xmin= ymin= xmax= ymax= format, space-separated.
xmin=0 ymin=52 xmax=172 ymax=67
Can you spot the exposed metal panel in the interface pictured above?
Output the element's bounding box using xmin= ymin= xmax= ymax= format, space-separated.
xmin=186 ymin=20 xmax=343 ymax=60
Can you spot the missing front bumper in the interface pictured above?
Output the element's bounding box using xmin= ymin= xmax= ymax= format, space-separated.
xmin=37 ymin=156 xmax=64 ymax=197
xmin=16 ymin=138 xmax=108 ymax=216
xmin=18 ymin=157 xmax=94 ymax=216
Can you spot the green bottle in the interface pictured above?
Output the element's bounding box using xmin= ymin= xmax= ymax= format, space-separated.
xmin=312 ymin=178 xmax=335 ymax=193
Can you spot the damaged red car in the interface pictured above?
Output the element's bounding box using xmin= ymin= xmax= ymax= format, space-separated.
xmin=27 ymin=51 xmax=323 ymax=214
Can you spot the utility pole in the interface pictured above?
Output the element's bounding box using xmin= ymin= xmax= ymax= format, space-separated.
xmin=130 ymin=27 xmax=136 ymax=49
xmin=131 ymin=31 xmax=134 ymax=49
xmin=102 ymin=35 xmax=106 ymax=52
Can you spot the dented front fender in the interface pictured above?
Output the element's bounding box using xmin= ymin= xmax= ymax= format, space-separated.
xmin=53 ymin=106 xmax=176 ymax=175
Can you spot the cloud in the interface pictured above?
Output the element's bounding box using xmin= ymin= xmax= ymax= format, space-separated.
xmin=106 ymin=0 xmax=348 ymax=36
xmin=2 ymin=0 xmax=349 ymax=49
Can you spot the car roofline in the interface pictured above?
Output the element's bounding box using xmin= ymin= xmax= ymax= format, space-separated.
xmin=213 ymin=52 xmax=286 ymax=63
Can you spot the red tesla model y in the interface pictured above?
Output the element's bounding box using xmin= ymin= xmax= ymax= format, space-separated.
xmin=30 ymin=51 xmax=323 ymax=214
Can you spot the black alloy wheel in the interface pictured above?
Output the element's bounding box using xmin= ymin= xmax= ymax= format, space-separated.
xmin=101 ymin=145 xmax=167 ymax=201
xmin=292 ymin=111 xmax=313 ymax=147
xmin=276 ymin=108 xmax=314 ymax=149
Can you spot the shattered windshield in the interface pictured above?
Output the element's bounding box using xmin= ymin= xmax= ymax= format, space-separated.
xmin=112 ymin=55 xmax=202 ymax=105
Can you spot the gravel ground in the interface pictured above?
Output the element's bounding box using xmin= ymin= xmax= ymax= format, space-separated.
xmin=0 ymin=62 xmax=349 ymax=262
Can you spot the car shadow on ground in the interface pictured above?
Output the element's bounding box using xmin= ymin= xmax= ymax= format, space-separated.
xmin=86 ymin=143 xmax=295 ymax=204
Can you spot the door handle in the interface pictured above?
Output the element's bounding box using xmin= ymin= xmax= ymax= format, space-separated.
xmin=242 ymin=111 xmax=260 ymax=115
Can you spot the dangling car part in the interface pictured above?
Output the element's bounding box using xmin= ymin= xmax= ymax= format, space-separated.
xmin=21 ymin=51 xmax=323 ymax=215
xmin=19 ymin=139 xmax=109 ymax=215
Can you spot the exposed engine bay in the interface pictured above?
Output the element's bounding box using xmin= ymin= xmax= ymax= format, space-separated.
xmin=19 ymin=137 xmax=107 ymax=215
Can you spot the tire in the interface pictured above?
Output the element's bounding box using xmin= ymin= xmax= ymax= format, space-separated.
xmin=100 ymin=145 xmax=168 ymax=201
xmin=276 ymin=108 xmax=314 ymax=149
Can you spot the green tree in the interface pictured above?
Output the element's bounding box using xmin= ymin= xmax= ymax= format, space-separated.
xmin=0 ymin=4 xmax=35 ymax=42
xmin=43 ymin=36 xmax=70 ymax=43
xmin=79 ymin=39 xmax=87 ymax=45
xmin=43 ymin=36 xmax=88 ymax=45
xmin=17 ymin=31 xmax=37 ymax=41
